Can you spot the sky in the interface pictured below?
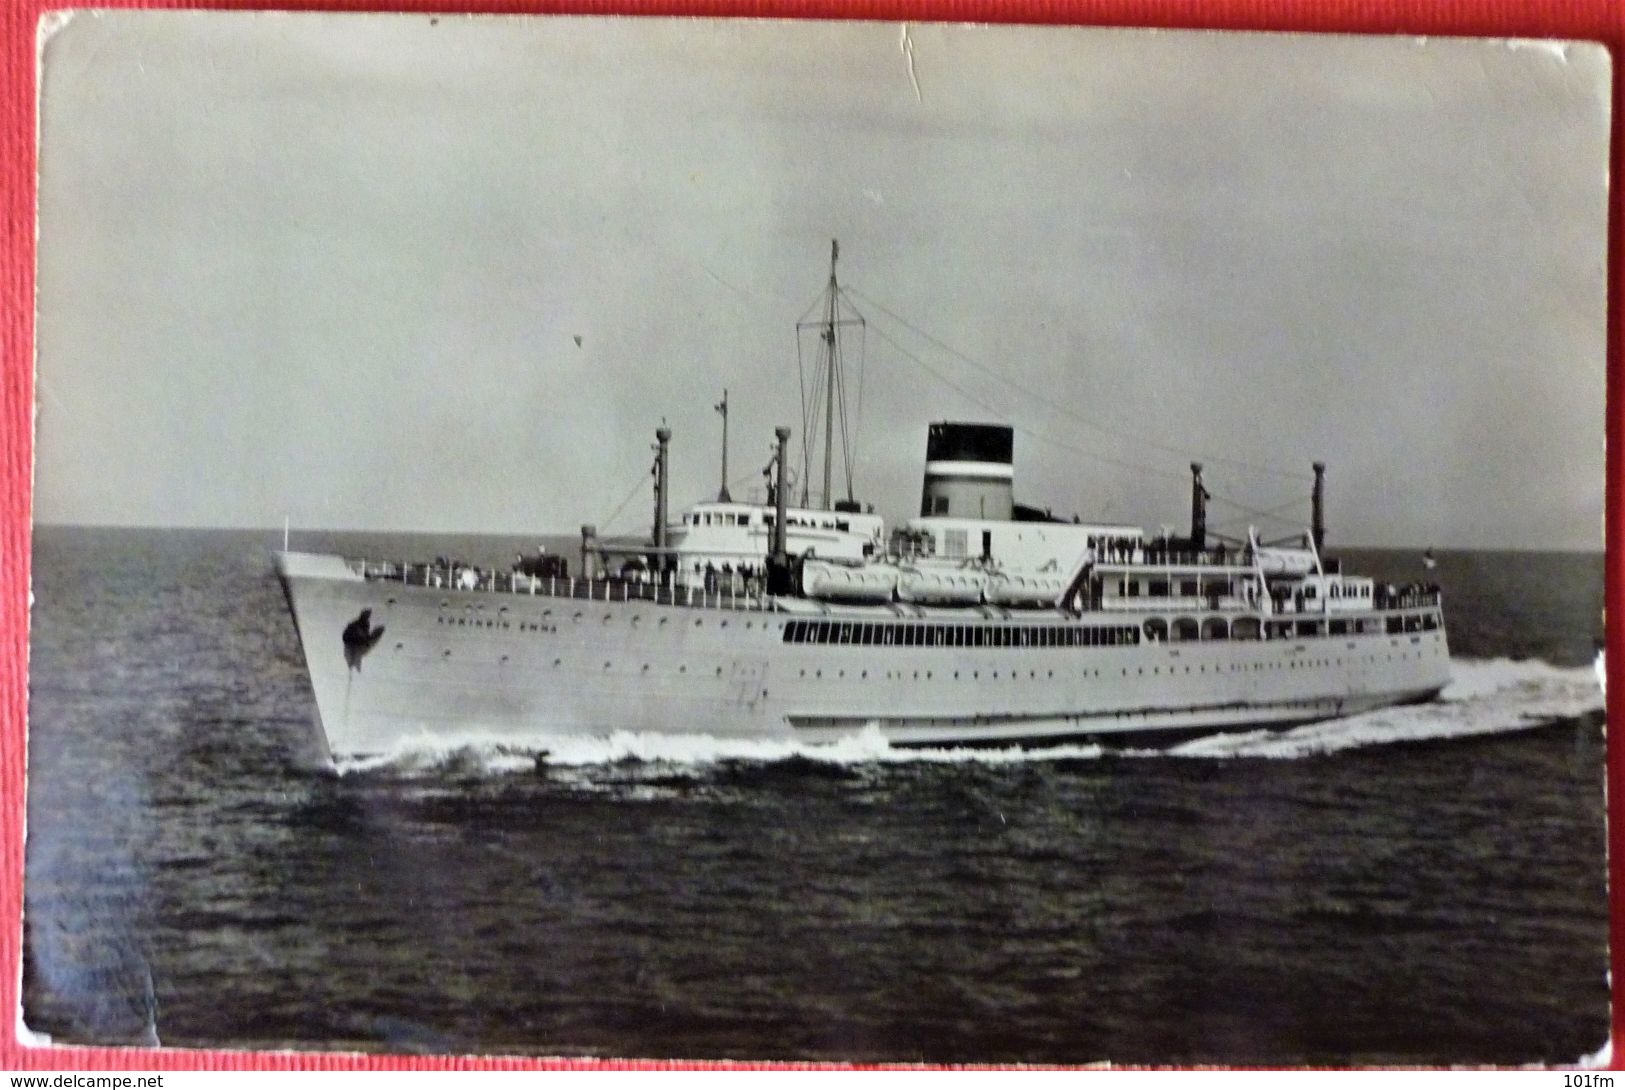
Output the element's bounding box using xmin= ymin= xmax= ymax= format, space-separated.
xmin=32 ymin=14 xmax=1611 ymax=548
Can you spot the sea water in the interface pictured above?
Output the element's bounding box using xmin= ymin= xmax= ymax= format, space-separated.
xmin=21 ymin=527 xmax=1609 ymax=1064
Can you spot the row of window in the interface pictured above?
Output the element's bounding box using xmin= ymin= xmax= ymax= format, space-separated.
xmin=1111 ymin=579 xmax=1375 ymax=600
xmin=783 ymin=620 xmax=1143 ymax=648
xmin=682 ymin=511 xmax=854 ymax=532
xmin=779 ymin=612 xmax=1441 ymax=649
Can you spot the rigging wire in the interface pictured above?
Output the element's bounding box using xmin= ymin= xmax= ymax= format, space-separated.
xmin=1209 ymin=493 xmax=1319 ymax=536
xmin=834 ymin=296 xmax=855 ymax=504
xmin=806 ymin=350 xmax=827 ymax=505
xmin=847 ymin=286 xmax=1313 ymax=485
xmin=1206 ymin=493 xmax=1311 ymax=532
xmin=864 ymin=321 xmax=1194 ymax=488
xmin=797 ymin=329 xmax=827 ymax=506
xmin=853 ymin=319 xmax=868 ymax=483
xmin=795 ymin=328 xmax=812 ymax=504
xmin=596 ymin=469 xmax=661 ymax=539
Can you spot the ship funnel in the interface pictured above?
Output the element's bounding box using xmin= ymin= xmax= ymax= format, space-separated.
xmin=920 ymin=422 xmax=1015 ymax=520
xmin=1311 ymin=461 xmax=1326 ymax=550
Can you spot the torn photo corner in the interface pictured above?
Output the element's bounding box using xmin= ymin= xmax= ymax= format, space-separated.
xmin=22 ymin=11 xmax=1612 ymax=1065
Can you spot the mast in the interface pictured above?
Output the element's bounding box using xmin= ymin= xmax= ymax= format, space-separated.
xmin=715 ymin=390 xmax=731 ymax=502
xmin=797 ymin=239 xmax=864 ymax=512
xmin=822 ymin=242 xmax=838 ymax=511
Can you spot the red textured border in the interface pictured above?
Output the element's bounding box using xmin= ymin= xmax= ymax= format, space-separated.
xmin=2 ymin=0 xmax=1621 ymax=1073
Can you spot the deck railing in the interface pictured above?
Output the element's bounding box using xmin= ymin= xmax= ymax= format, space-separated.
xmin=349 ymin=559 xmax=771 ymax=612
xmin=343 ymin=558 xmax=1440 ymax=619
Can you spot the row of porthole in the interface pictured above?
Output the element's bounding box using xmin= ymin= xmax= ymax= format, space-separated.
xmin=414 ymin=645 xmax=1439 ymax=671
xmin=783 ymin=651 xmax=1439 ymax=683
xmin=427 ymin=648 xmax=740 ymax=676
xmin=429 ymin=601 xmax=771 ymax=630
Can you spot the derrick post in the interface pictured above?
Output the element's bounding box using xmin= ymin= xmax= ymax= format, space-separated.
xmin=716 ymin=390 xmax=731 ymax=503
xmin=1311 ymin=461 xmax=1326 ymax=551
xmin=580 ymin=524 xmax=597 ymax=583
xmin=768 ymin=426 xmax=793 ymax=595
xmin=1190 ymin=462 xmax=1207 ymax=550
xmin=653 ymin=427 xmax=672 ymax=571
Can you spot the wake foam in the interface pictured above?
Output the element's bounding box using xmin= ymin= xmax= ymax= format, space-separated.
xmin=328 ymin=656 xmax=1602 ymax=777
xmin=1161 ymin=657 xmax=1602 ymax=760
xmin=332 ymin=726 xmax=1107 ymax=778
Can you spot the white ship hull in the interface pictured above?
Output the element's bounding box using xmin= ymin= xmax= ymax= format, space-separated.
xmin=277 ymin=551 xmax=1452 ymax=759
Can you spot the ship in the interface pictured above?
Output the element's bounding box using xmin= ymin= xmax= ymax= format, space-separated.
xmin=276 ymin=243 xmax=1450 ymax=760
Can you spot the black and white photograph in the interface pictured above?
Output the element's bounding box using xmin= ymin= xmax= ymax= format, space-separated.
xmin=23 ymin=12 xmax=1611 ymax=1064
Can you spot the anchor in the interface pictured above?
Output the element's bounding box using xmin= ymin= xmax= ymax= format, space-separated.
xmin=342 ymin=608 xmax=386 ymax=671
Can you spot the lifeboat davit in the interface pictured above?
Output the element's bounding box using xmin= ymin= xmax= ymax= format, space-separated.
xmin=801 ymin=559 xmax=898 ymax=603
xmin=984 ymin=571 xmax=1068 ymax=608
xmin=896 ymin=565 xmax=986 ymax=605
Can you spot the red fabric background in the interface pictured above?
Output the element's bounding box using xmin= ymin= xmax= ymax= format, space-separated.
xmin=2 ymin=0 xmax=1621 ymax=1071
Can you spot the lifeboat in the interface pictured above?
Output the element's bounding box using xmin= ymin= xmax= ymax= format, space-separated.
xmin=800 ymin=558 xmax=898 ymax=603
xmin=984 ymin=571 xmax=1068 ymax=608
xmin=1251 ymin=546 xmax=1317 ymax=575
xmin=896 ymin=565 xmax=986 ymax=605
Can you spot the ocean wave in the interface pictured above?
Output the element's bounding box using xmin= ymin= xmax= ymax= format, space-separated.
xmin=328 ymin=655 xmax=1602 ymax=776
